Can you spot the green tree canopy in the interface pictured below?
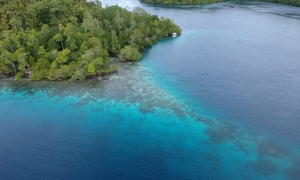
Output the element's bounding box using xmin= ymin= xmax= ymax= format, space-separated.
xmin=119 ymin=46 xmax=142 ymax=62
xmin=0 ymin=0 xmax=182 ymax=80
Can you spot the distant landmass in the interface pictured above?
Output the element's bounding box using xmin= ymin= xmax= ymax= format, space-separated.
xmin=139 ymin=0 xmax=300 ymax=7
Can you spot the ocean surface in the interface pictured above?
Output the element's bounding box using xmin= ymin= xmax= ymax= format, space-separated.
xmin=1 ymin=1 xmax=300 ymax=179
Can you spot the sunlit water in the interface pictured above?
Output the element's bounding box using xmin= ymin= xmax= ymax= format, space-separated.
xmin=1 ymin=1 xmax=300 ymax=179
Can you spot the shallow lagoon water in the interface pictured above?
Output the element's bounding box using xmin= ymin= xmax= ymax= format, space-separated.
xmin=1 ymin=1 xmax=300 ymax=179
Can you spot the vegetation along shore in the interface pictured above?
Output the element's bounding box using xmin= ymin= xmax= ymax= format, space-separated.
xmin=0 ymin=0 xmax=181 ymax=80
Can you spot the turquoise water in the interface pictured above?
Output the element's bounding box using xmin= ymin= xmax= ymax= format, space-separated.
xmin=1 ymin=1 xmax=300 ymax=179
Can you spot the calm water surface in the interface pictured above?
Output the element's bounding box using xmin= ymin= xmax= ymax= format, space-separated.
xmin=111 ymin=0 xmax=300 ymax=144
xmin=1 ymin=1 xmax=300 ymax=179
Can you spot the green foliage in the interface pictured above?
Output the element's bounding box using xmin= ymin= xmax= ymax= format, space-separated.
xmin=258 ymin=0 xmax=300 ymax=6
xmin=0 ymin=0 xmax=182 ymax=80
xmin=87 ymin=63 xmax=96 ymax=75
xmin=139 ymin=0 xmax=226 ymax=5
xmin=30 ymin=54 xmax=51 ymax=80
xmin=119 ymin=46 xmax=142 ymax=61
xmin=38 ymin=46 xmax=46 ymax=56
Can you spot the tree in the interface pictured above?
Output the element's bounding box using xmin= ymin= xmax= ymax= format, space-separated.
xmin=118 ymin=45 xmax=142 ymax=61
xmin=110 ymin=30 xmax=120 ymax=53
xmin=87 ymin=63 xmax=96 ymax=75
xmin=48 ymin=48 xmax=71 ymax=80
xmin=64 ymin=24 xmax=78 ymax=51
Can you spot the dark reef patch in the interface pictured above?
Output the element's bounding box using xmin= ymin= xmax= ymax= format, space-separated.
xmin=257 ymin=140 xmax=290 ymax=158
xmin=250 ymin=158 xmax=279 ymax=176
xmin=205 ymin=122 xmax=237 ymax=143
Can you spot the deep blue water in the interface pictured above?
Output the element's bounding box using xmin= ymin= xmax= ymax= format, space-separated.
xmin=1 ymin=1 xmax=300 ymax=179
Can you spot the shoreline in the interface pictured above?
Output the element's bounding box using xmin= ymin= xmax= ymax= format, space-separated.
xmin=0 ymin=57 xmax=132 ymax=81
xmin=139 ymin=0 xmax=300 ymax=7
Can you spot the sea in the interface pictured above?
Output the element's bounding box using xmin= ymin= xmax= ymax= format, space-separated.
xmin=1 ymin=1 xmax=300 ymax=179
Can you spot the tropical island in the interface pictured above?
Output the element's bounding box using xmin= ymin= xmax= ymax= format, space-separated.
xmin=139 ymin=0 xmax=300 ymax=7
xmin=0 ymin=0 xmax=181 ymax=80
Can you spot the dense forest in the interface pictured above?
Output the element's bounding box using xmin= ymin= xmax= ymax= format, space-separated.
xmin=259 ymin=0 xmax=300 ymax=7
xmin=0 ymin=0 xmax=181 ymax=80
xmin=139 ymin=0 xmax=300 ymax=7
xmin=139 ymin=0 xmax=225 ymax=5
